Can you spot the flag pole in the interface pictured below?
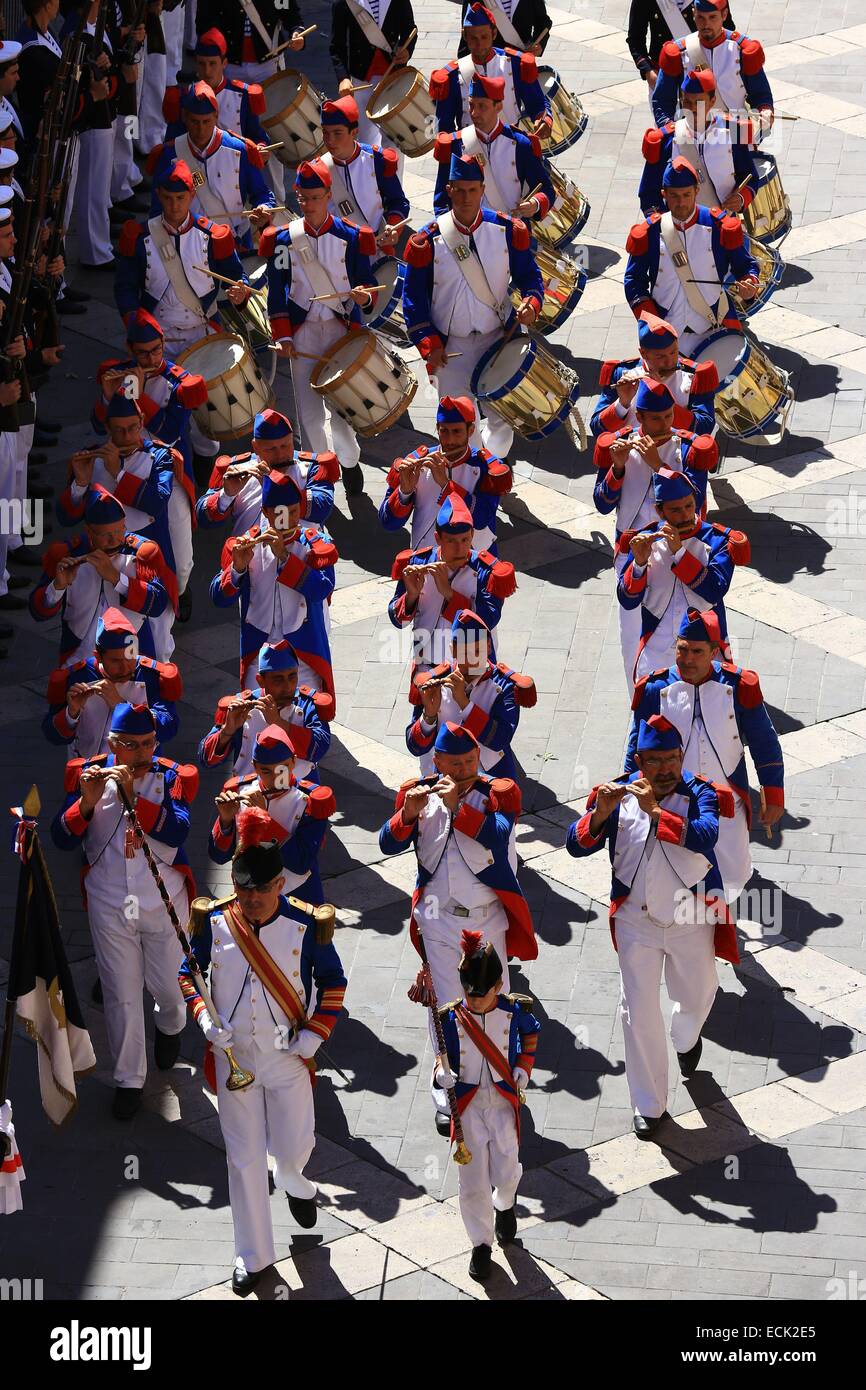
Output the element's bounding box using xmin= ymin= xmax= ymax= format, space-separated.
xmin=0 ymin=787 xmax=40 ymax=1161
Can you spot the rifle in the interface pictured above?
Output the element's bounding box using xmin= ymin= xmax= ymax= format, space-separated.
xmin=117 ymin=0 xmax=149 ymax=66
xmin=0 ymin=107 xmax=52 ymax=430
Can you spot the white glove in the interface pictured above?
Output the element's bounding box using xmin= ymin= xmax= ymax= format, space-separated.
xmin=434 ymin=1067 xmax=457 ymax=1091
xmin=0 ymin=1100 xmax=13 ymax=1137
xmin=200 ymin=1013 xmax=234 ymax=1050
xmin=287 ymin=1029 xmax=321 ymax=1060
xmin=513 ymin=1068 xmax=529 ymax=1092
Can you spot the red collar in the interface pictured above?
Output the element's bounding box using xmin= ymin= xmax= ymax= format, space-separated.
xmin=700 ymin=30 xmax=728 ymax=49
xmin=452 ymin=211 xmax=484 ymax=235
xmin=473 ymin=50 xmax=496 ymax=67
xmin=304 ymin=214 xmax=334 ymax=237
xmin=213 ymin=78 xmax=227 ymax=94
xmin=477 ymin=121 xmax=503 ymax=144
xmin=334 ymin=143 xmax=362 ymax=166
xmin=673 ymin=209 xmax=699 ymax=231
xmin=442 ymin=445 xmax=472 ymax=466
xmin=164 ymin=214 xmax=194 ymax=235
xmin=188 ymin=129 xmax=222 ymax=160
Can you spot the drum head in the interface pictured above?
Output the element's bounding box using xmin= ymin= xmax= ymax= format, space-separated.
xmin=369 ymin=68 xmax=416 ymax=119
xmin=537 ymin=66 xmax=561 ymax=98
xmin=753 ymin=152 xmax=777 ymax=186
xmin=178 ymin=334 xmax=247 ymax=381
xmin=263 ymin=69 xmax=304 ymax=110
xmin=474 ymin=337 xmax=534 ymax=397
xmin=695 ymin=331 xmax=748 ymax=390
xmin=314 ymin=332 xmax=372 ymax=388
xmin=361 ymin=258 xmax=400 ymax=327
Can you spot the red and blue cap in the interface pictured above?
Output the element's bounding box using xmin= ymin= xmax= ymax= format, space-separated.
xmin=126 ymin=309 xmax=164 ymax=345
xmin=321 ymin=96 xmax=359 ymax=127
xmin=436 ymin=395 xmax=475 ymax=426
xmin=681 ymin=68 xmax=716 ymax=95
xmin=294 ymin=158 xmax=332 ymax=191
xmin=653 ymin=467 xmax=697 ymax=503
xmin=449 ymin=152 xmax=484 ymax=183
xmin=469 ymin=74 xmax=505 ymax=101
xmin=451 ymin=608 xmax=490 ymax=640
xmin=252 ymin=723 xmax=296 ymax=764
xmin=637 ymin=311 xmax=678 ymax=351
xmin=434 ymin=721 xmax=480 ymax=755
xmin=156 ymin=158 xmax=195 ymax=192
xmin=636 ymin=713 xmax=682 ymax=752
xmin=254 ymin=408 xmax=292 ymax=441
xmin=85 ymin=486 xmax=126 ymax=525
xmin=435 ymin=492 xmax=474 ymax=534
xmin=181 ymin=80 xmax=219 ymax=115
xmin=257 ymin=640 xmax=299 ymax=674
xmin=95 ymin=607 xmax=138 ymax=653
xmin=110 ymin=702 xmax=156 ymax=735
xmin=463 ymin=3 xmax=496 ymax=28
xmin=106 ymin=392 xmax=142 ymax=421
xmin=693 ymin=0 xmax=727 ymax=12
xmin=195 ymin=27 xmax=227 ymax=57
xmin=261 ymin=471 xmax=302 ymax=510
xmin=678 ymin=607 xmax=722 ymax=645
xmin=662 ymin=156 xmax=699 ymax=188
xmin=635 ymin=377 xmax=675 ymax=413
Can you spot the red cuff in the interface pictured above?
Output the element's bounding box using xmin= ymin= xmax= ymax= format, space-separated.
xmin=387 ymin=487 xmax=414 ymax=519
xmin=410 ymin=717 xmax=436 ymax=748
xmin=390 ymin=810 xmax=416 ymax=839
xmin=124 ymin=577 xmax=149 ymax=611
xmin=113 ymin=472 xmax=143 ymax=507
xmin=211 ymin=817 xmax=235 ymax=850
xmin=656 ymin=809 xmax=686 ymax=845
xmin=575 ymin=811 xmax=602 ymax=848
xmin=605 ymin=466 xmax=624 ymax=492
xmin=63 ymin=799 xmax=90 ymax=836
xmin=623 ymin=564 xmax=647 ymax=595
xmin=270 ymin=316 xmax=293 ymax=340
xmin=441 ymin=594 xmax=464 ymax=623
xmin=762 ymin=785 xmax=785 ymax=808
xmin=462 ymin=702 xmax=490 ymax=740
xmin=534 ymin=193 xmax=551 ymax=219
xmin=278 ymin=553 xmax=306 ymax=588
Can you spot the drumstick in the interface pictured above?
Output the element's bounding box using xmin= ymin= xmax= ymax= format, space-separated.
xmin=346 ymin=83 xmax=372 ymax=94
xmin=259 ymin=142 xmax=286 ymax=153
xmin=308 ymin=284 xmax=389 ymax=301
xmin=220 ymin=205 xmax=289 ymax=217
xmin=192 ymin=265 xmax=268 ymax=296
xmin=380 ymin=25 xmax=417 ymax=84
xmin=531 ymin=25 xmax=550 ymax=48
xmin=265 ymin=26 xmax=317 ymax=58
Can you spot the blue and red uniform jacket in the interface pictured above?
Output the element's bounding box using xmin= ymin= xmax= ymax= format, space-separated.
xmin=209 ymin=525 xmax=337 ymax=695
xmin=388 ymin=544 xmax=516 ymax=634
xmin=432 ymin=126 xmax=554 ymax=221
xmin=566 ymin=769 xmax=738 ymax=963
xmin=259 ymin=215 xmax=378 ymax=339
xmin=626 ymin=661 xmax=785 ymax=816
xmin=196 ymin=450 xmax=339 ymax=531
xmin=623 ymin=205 xmax=758 ymax=322
xmin=208 ymin=775 xmax=336 ymax=904
xmin=402 ymin=210 xmax=544 ymax=360
xmin=405 ymin=660 xmax=536 ymax=778
xmin=56 ymin=443 xmax=181 ymax=577
xmin=162 ymin=79 xmax=268 ymax=144
xmin=115 ymin=216 xmax=249 ymax=325
xmin=147 ymin=132 xmax=274 ymax=220
xmin=429 ymin=49 xmax=551 ymax=132
xmin=593 ymin=427 xmax=718 ymax=532
xmin=378 ymin=447 xmax=512 ymax=550
xmin=91 ymin=358 xmax=208 ymax=490
xmin=440 ymin=993 xmax=541 ymax=1134
xmin=50 ymin=753 xmax=198 ymax=906
xmin=616 ymin=517 xmax=745 ymax=655
xmin=638 ymin=121 xmax=759 ymax=216
xmin=591 ymin=356 xmax=718 ymax=438
xmin=30 ymin=534 xmax=174 ymax=662
xmin=43 ymin=655 xmax=182 ymax=751
xmin=197 ymin=685 xmax=334 ymax=772
xmin=332 ymin=142 xmax=410 ymax=224
xmin=652 ymin=31 xmax=773 ymax=129
xmin=378 ymin=773 xmax=537 ymax=962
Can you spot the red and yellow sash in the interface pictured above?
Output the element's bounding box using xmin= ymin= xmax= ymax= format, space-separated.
xmin=455 ymin=1004 xmax=520 ymax=1129
xmin=223 ymin=902 xmax=316 ymax=1082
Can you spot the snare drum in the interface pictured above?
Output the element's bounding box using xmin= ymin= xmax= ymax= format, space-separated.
xmin=534 ymin=162 xmax=591 ymax=250
xmin=176 ymin=333 xmax=275 ymax=443
xmin=261 ymin=68 xmax=325 ymax=168
xmin=219 ymin=265 xmax=271 ymax=355
xmin=694 ymin=328 xmax=794 ymax=446
xmin=727 ymin=238 xmax=784 ymax=318
xmin=513 ymin=243 xmax=586 ymax=335
xmin=472 ymin=334 xmax=584 ymax=443
xmin=744 ymin=152 xmax=792 ymax=245
xmin=360 ymin=257 xmax=408 ymax=344
xmin=310 ymin=328 xmax=417 ymax=437
xmin=520 ymin=66 xmax=587 ymax=156
xmin=367 ymin=68 xmax=436 ymax=158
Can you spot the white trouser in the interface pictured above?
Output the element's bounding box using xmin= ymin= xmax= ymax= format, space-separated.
xmin=138 ymin=49 xmax=167 ymax=154
xmin=87 ymin=890 xmax=188 ymax=1089
xmin=162 ymin=3 xmax=185 ymax=82
xmin=433 ymin=328 xmax=513 ymax=459
xmin=457 ymin=1082 xmax=521 ymax=1247
xmin=73 ymin=126 xmax=114 ymax=266
xmin=717 ymin=795 xmax=752 ymax=904
xmin=289 ymin=317 xmax=361 ymax=470
xmin=226 ymin=57 xmax=282 ymax=85
xmin=615 ymin=549 xmax=642 ymax=695
xmin=616 ymin=917 xmax=718 ymax=1118
xmin=184 ymin=0 xmax=198 ymax=50
xmin=215 ymin=1040 xmax=316 ymax=1275
xmin=169 ymin=485 xmax=194 ymax=595
xmin=112 ymin=112 xmax=142 ymax=201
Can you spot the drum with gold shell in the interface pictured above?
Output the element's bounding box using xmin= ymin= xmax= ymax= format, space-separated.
xmin=533 ymin=163 xmax=591 ymax=250
xmin=310 ymin=328 xmax=417 ymax=437
xmin=472 ymin=334 xmax=586 ymax=446
xmin=512 ymin=243 xmax=586 ymax=335
xmin=519 ymin=65 xmax=587 ymax=156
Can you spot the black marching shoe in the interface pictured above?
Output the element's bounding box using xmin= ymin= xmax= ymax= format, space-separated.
xmin=60 ymin=287 xmax=90 ymax=304
xmin=58 ymin=298 xmax=86 ymax=315
xmin=0 ymin=593 xmax=26 ymax=611
xmin=177 ymin=589 xmax=193 ymax=623
xmin=232 ymin=1264 xmax=263 ymax=1296
xmin=91 ymin=976 xmax=103 ymax=1005
xmin=469 ymin=1244 xmax=492 ymax=1282
xmin=9 ymin=548 xmax=42 ymax=568
xmin=33 ymin=428 xmax=59 ymax=447
xmin=677 ymin=1036 xmax=703 ymax=1076
xmin=633 ymin=1111 xmax=669 ymax=1141
xmin=7 ymin=575 xmax=29 ymax=590
xmin=288 ymin=1193 xmax=318 ymax=1228
xmin=494 ymin=1206 xmax=517 ymax=1247
xmin=342 ymin=464 xmax=364 ymax=497
xmin=154 ymin=1027 xmax=182 ymax=1070
xmin=112 ymin=1087 xmax=143 ymax=1121
xmin=434 ymin=1108 xmax=451 ymax=1138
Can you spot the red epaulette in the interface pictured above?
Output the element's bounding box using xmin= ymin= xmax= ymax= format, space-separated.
xmin=259 ymin=225 xmax=279 ymax=258
xmin=395 ymin=775 xmax=424 ymax=810
xmin=738 ymin=36 xmax=766 ymax=74
xmin=65 ymin=753 xmax=108 ymax=793
xmin=733 ymin=667 xmax=763 ymax=708
xmin=47 ymin=662 xmax=86 ymax=703
xmin=208 ymin=222 xmax=236 ymax=258
xmin=517 ymin=51 xmax=538 ymax=82
xmin=626 ymin=220 xmax=651 ymax=256
xmin=392 ymin=546 xmax=431 ymax=580
xmin=225 ymin=772 xmax=256 ymax=792
xmin=159 ymin=758 xmax=199 ymax=801
xmin=660 ymin=40 xmax=684 ymax=75
xmin=404 ymin=231 xmax=433 ymax=267
xmin=379 ymin=146 xmax=399 ymax=176
xmin=642 ymin=127 xmax=666 ymax=163
xmin=302 ymin=781 xmax=336 ymax=818
xmin=690 ymin=359 xmax=719 ymax=394
xmin=416 ymin=662 xmax=451 ymax=689
xmin=300 ymin=687 xmax=336 ymax=722
xmin=246 ymin=82 xmax=266 ymax=115
xmin=490 ymin=776 xmax=521 ymax=816
xmin=476 ymin=551 xmax=516 ymax=598
xmin=144 ymin=142 xmax=166 ymax=176
xmin=716 ymin=525 xmax=750 ymax=564
xmin=433 ymin=131 xmax=454 ymax=164
xmin=243 ymin=136 xmax=265 ymax=168
xmin=429 ymin=67 xmax=452 ymax=100
xmin=508 ymin=216 xmax=531 ymax=251
xmin=118 ymin=220 xmax=145 ymax=257
xmin=496 ymin=663 xmax=536 ymax=707
xmin=304 ymin=532 xmax=339 ymax=569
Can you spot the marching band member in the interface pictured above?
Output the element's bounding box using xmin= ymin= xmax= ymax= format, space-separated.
xmin=210 ymin=472 xmax=338 ymax=693
xmin=593 ymin=376 xmax=717 ymax=687
xmin=402 ymin=152 xmax=543 ymax=459
xmin=430 ymin=4 xmax=551 ymax=137
xmin=209 ymin=723 xmax=336 ymax=904
xmin=30 ymin=486 xmax=176 ymax=665
xmin=379 ymin=394 xmax=512 ymax=555
xmin=116 ymin=156 xmax=252 ymax=366
xmin=624 ymin=155 xmax=758 ymax=357
xmin=640 ymin=69 xmax=759 ymax=216
xmin=261 ymin=157 xmax=379 ymax=499
xmin=43 ymin=606 xmax=181 ymax=760
xmin=628 ymin=607 xmax=785 ymax=902
xmin=51 ymin=701 xmax=198 ymax=1122
xmin=148 ymin=82 xmax=274 ymax=248
xmin=196 ymin=0 xmax=307 ymax=86
xmin=197 ymin=409 xmax=338 ymax=535
xmin=378 ymin=721 xmax=536 ymax=1129
xmin=198 ymin=639 xmax=333 ymax=781
xmin=179 ymin=807 xmax=347 ymax=1293
xmin=627 ymin=0 xmax=734 ymax=103
xmin=567 ymin=713 xmax=737 ymax=1138
xmin=617 ymin=467 xmax=748 ymax=683
xmin=388 ymin=493 xmax=517 ymax=690
xmin=435 ymin=930 xmax=540 ymax=1283
xmin=329 ymin=0 xmax=417 ymax=148
xmin=162 ymin=28 xmax=269 ymax=148
xmin=432 ymin=74 xmax=554 ymax=227
xmin=407 ymin=608 xmax=535 ymax=777
xmin=591 ymin=311 xmax=718 ymax=438
xmin=458 ymin=0 xmax=551 ymax=55
xmin=317 ymin=94 xmax=409 ymax=248
xmin=652 ymin=0 xmax=772 ymax=140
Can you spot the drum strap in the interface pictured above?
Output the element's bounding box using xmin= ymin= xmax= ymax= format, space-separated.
xmin=238 ymin=0 xmax=279 ymax=53
xmin=289 ymin=219 xmax=348 ymax=313
xmin=175 ymin=133 xmax=235 ymax=226
xmin=346 ymin=0 xmax=392 ymax=53
xmin=656 ymin=0 xmax=690 ymax=41
xmin=148 ymin=217 xmax=208 ymax=321
xmin=673 ymin=118 xmax=722 ymax=208
xmin=438 ymin=211 xmax=510 ymax=325
xmin=660 ymin=212 xmax=727 ymax=329
xmin=683 ymin=32 xmax=729 ymax=112
xmin=483 ymin=0 xmax=524 ymax=50
xmin=461 ymin=127 xmax=511 ymax=215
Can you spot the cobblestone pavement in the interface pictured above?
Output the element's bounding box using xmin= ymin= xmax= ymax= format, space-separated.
xmin=3 ymin=0 xmax=866 ymax=1303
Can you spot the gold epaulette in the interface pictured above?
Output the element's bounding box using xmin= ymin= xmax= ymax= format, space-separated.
xmin=507 ymin=992 xmax=534 ymax=1007
xmin=438 ymin=1000 xmax=461 ymax=1017
xmin=288 ymin=895 xmax=336 ymax=944
xmin=187 ymin=893 xmax=235 ymax=936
